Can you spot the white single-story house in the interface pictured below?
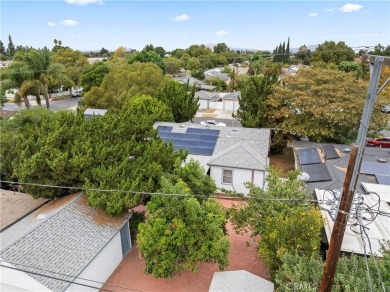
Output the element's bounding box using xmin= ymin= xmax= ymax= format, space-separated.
xmin=84 ymin=108 xmax=108 ymax=120
xmin=155 ymin=122 xmax=270 ymax=195
xmin=219 ymin=91 xmax=240 ymax=111
xmin=194 ymin=90 xmax=219 ymax=110
xmin=0 ymin=192 xmax=131 ymax=292
xmin=172 ymin=75 xmax=217 ymax=91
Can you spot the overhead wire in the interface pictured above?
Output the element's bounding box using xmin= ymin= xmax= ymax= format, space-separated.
xmin=0 ymin=260 xmax=143 ymax=292
xmin=0 ymin=264 xmax=114 ymax=292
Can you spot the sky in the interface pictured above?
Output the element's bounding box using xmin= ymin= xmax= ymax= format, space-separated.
xmin=1 ymin=0 xmax=389 ymax=52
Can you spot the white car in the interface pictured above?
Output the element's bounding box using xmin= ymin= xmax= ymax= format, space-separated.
xmin=200 ymin=120 xmax=226 ymax=127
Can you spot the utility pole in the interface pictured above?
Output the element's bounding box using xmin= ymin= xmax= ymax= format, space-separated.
xmin=319 ymin=56 xmax=384 ymax=292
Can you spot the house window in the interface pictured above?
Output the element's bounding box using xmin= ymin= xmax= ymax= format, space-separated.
xmin=222 ymin=169 xmax=233 ymax=185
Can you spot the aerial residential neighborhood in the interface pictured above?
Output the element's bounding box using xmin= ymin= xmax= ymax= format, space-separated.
xmin=1 ymin=0 xmax=390 ymax=291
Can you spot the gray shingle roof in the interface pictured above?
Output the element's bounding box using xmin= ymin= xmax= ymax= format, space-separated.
xmin=222 ymin=91 xmax=241 ymax=100
xmin=209 ymin=270 xmax=274 ymax=292
xmin=154 ymin=122 xmax=271 ymax=171
xmin=293 ymin=141 xmax=390 ymax=193
xmin=207 ymin=141 xmax=268 ymax=170
xmin=0 ymin=193 xmax=129 ymax=292
xmin=194 ymin=90 xmax=218 ymax=100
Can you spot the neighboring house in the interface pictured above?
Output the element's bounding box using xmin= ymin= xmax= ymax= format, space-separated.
xmin=172 ymin=75 xmax=217 ymax=91
xmin=194 ymin=90 xmax=219 ymax=110
xmin=0 ymin=60 xmax=12 ymax=68
xmin=209 ymin=270 xmax=274 ymax=292
xmin=293 ymin=141 xmax=390 ymax=256
xmin=155 ymin=122 xmax=270 ymax=194
xmin=84 ymin=108 xmax=108 ymax=120
xmin=0 ymin=189 xmax=48 ymax=232
xmin=293 ymin=141 xmax=390 ymax=193
xmin=204 ymin=68 xmax=230 ymax=82
xmin=0 ymin=192 xmax=131 ymax=292
xmin=219 ymin=91 xmax=240 ymax=112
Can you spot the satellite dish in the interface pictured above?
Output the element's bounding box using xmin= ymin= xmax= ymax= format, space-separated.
xmin=298 ymin=172 xmax=310 ymax=182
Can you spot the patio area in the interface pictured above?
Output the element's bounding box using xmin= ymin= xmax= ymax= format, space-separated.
xmin=102 ymin=198 xmax=270 ymax=292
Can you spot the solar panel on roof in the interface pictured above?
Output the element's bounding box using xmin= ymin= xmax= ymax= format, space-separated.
xmin=321 ymin=144 xmax=340 ymax=160
xmin=360 ymin=161 xmax=374 ymax=175
xmin=370 ymin=162 xmax=390 ymax=176
xmin=157 ymin=126 xmax=173 ymax=132
xmin=360 ymin=161 xmax=390 ymax=176
xmin=298 ymin=148 xmax=322 ymax=165
xmin=186 ymin=128 xmax=220 ymax=136
xmin=302 ymin=164 xmax=332 ymax=182
xmin=375 ymin=174 xmax=390 ymax=185
xmin=186 ymin=128 xmax=204 ymax=134
xmin=199 ymin=135 xmax=218 ymax=142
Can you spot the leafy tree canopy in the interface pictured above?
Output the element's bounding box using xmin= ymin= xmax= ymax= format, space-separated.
xmin=275 ymin=243 xmax=390 ymax=291
xmin=137 ymin=160 xmax=229 ymax=278
xmin=267 ymin=67 xmax=387 ymax=143
xmin=310 ymin=41 xmax=355 ymax=65
xmin=229 ymin=169 xmax=323 ymax=276
xmin=81 ymin=62 xmax=167 ymax=111
xmin=157 ymin=80 xmax=199 ymax=122
xmin=79 ymin=61 xmax=110 ymax=93
xmin=128 ymin=50 xmax=166 ymax=74
xmin=214 ymin=43 xmax=230 ymax=54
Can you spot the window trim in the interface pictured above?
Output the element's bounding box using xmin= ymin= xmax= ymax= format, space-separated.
xmin=222 ymin=168 xmax=233 ymax=185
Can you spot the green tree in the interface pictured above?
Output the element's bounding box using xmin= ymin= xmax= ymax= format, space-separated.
xmin=234 ymin=68 xmax=279 ymax=128
xmin=369 ymin=44 xmax=390 ymax=56
xmin=337 ymin=61 xmax=368 ymax=79
xmin=296 ymin=45 xmax=311 ymax=65
xmin=81 ymin=62 xmax=166 ymax=111
xmin=154 ymin=46 xmax=166 ymax=58
xmin=7 ymin=35 xmax=15 ymax=58
xmin=164 ymin=57 xmax=181 ymax=75
xmin=311 ymin=41 xmax=355 ymax=65
xmin=0 ymin=85 xmax=6 ymax=107
xmin=137 ymin=172 xmax=229 ymax=278
xmin=157 ymin=80 xmax=199 ymax=122
xmin=51 ymin=47 xmax=88 ymax=93
xmin=204 ymin=76 xmax=227 ymax=91
xmin=214 ymin=43 xmax=230 ymax=54
xmin=267 ymin=67 xmax=387 ymax=143
xmin=275 ymin=242 xmax=390 ymax=291
xmin=229 ymin=169 xmax=323 ymax=276
xmin=79 ymin=61 xmax=110 ymax=93
xmin=128 ymin=50 xmax=166 ymax=74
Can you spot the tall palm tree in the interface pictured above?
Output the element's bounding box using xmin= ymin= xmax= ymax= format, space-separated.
xmin=10 ymin=48 xmax=73 ymax=108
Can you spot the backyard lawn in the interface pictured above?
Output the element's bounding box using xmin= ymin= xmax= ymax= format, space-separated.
xmin=269 ymin=146 xmax=295 ymax=178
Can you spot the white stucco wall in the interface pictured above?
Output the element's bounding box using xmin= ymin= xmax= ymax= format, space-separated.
xmin=198 ymin=100 xmax=209 ymax=110
xmin=66 ymin=231 xmax=123 ymax=292
xmin=0 ymin=260 xmax=52 ymax=292
xmin=210 ymin=166 xmax=265 ymax=195
xmin=223 ymin=100 xmax=239 ymax=111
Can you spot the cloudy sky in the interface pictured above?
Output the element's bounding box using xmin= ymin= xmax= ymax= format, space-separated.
xmin=1 ymin=0 xmax=389 ymax=52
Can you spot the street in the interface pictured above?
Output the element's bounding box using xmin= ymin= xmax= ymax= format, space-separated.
xmin=1 ymin=97 xmax=81 ymax=112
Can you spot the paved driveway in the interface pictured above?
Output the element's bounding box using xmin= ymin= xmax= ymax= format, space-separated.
xmin=103 ymin=199 xmax=269 ymax=292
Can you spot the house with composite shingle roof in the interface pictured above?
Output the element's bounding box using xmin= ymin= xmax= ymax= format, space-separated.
xmin=0 ymin=192 xmax=131 ymax=292
xmin=154 ymin=122 xmax=271 ymax=194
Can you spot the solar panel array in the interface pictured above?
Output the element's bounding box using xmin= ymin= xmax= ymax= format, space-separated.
xmin=298 ymin=147 xmax=332 ymax=183
xmin=298 ymin=148 xmax=322 ymax=165
xmin=157 ymin=126 xmax=220 ymax=156
xmin=321 ymin=144 xmax=340 ymax=160
xmin=302 ymin=164 xmax=332 ymax=182
xmin=360 ymin=161 xmax=390 ymax=185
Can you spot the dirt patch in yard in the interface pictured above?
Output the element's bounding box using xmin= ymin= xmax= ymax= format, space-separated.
xmin=269 ymin=146 xmax=295 ymax=178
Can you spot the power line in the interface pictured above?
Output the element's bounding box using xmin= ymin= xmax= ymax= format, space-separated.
xmin=0 ymin=264 xmax=114 ymax=292
xmin=0 ymin=180 xmax=326 ymax=204
xmin=0 ymin=260 xmax=142 ymax=292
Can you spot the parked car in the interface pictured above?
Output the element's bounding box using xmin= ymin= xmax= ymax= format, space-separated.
xmin=72 ymin=89 xmax=83 ymax=98
xmin=200 ymin=120 xmax=226 ymax=127
xmin=381 ymin=105 xmax=390 ymax=113
xmin=366 ymin=137 xmax=390 ymax=148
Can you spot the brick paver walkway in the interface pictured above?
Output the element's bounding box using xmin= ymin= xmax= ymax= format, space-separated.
xmin=103 ymin=199 xmax=270 ymax=292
